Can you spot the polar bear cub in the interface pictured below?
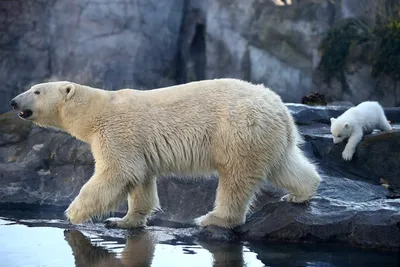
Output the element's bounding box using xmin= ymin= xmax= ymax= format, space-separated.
xmin=330 ymin=101 xmax=392 ymax=161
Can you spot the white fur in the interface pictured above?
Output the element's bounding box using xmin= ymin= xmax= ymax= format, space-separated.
xmin=11 ymin=78 xmax=322 ymax=229
xmin=330 ymin=101 xmax=392 ymax=161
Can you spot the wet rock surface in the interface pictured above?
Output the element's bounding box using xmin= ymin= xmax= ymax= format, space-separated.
xmin=1 ymin=104 xmax=400 ymax=249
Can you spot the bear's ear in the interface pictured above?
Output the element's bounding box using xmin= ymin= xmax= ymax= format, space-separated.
xmin=344 ymin=122 xmax=349 ymax=128
xmin=61 ymin=83 xmax=75 ymax=101
xmin=330 ymin=117 xmax=336 ymax=123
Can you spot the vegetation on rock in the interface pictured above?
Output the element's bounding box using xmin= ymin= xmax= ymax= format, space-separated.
xmin=371 ymin=18 xmax=400 ymax=80
xmin=301 ymin=92 xmax=327 ymax=106
xmin=318 ymin=3 xmax=400 ymax=88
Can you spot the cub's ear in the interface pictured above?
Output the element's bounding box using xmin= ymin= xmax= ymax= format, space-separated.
xmin=344 ymin=122 xmax=349 ymax=128
xmin=61 ymin=83 xmax=75 ymax=101
xmin=330 ymin=117 xmax=336 ymax=123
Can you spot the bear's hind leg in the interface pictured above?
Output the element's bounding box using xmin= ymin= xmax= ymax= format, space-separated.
xmin=105 ymin=177 xmax=159 ymax=229
xmin=269 ymin=147 xmax=321 ymax=203
xmin=195 ymin=168 xmax=261 ymax=229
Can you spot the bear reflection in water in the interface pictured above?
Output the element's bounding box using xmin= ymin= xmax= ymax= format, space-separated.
xmin=64 ymin=229 xmax=155 ymax=267
xmin=64 ymin=229 xmax=245 ymax=267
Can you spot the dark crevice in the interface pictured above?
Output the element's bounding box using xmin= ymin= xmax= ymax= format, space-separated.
xmin=175 ymin=1 xmax=206 ymax=84
xmin=189 ymin=23 xmax=206 ymax=81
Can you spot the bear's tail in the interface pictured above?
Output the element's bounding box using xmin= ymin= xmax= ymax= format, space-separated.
xmin=268 ymin=143 xmax=321 ymax=202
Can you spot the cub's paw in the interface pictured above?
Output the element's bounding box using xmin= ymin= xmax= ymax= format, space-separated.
xmin=342 ymin=150 xmax=354 ymax=161
xmin=280 ymin=193 xmax=310 ymax=203
xmin=104 ymin=217 xmax=146 ymax=229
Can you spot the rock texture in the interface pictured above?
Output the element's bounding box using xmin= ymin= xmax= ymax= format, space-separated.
xmin=0 ymin=112 xmax=93 ymax=206
xmin=1 ymin=104 xmax=400 ymax=249
xmin=204 ymin=0 xmax=334 ymax=102
xmin=0 ymin=0 xmax=184 ymax=113
xmin=1 ymin=0 xmax=398 ymax=114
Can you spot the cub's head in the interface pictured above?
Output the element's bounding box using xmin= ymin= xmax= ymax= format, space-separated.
xmin=330 ymin=117 xmax=352 ymax=144
xmin=10 ymin=81 xmax=76 ymax=128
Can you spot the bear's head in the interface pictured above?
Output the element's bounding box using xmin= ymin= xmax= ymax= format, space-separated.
xmin=330 ymin=117 xmax=352 ymax=144
xmin=10 ymin=81 xmax=76 ymax=128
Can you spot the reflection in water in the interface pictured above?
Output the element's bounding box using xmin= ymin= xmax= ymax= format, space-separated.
xmin=64 ymin=229 xmax=261 ymax=267
xmin=249 ymin=242 xmax=400 ymax=267
xmin=1 ymin=213 xmax=398 ymax=267
xmin=64 ymin=229 xmax=155 ymax=267
xmin=196 ymin=241 xmax=244 ymax=267
xmin=63 ymin=228 xmax=400 ymax=267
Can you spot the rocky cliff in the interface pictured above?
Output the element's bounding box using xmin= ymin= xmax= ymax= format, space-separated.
xmin=1 ymin=0 xmax=399 ymax=114
xmin=1 ymin=104 xmax=399 ymax=249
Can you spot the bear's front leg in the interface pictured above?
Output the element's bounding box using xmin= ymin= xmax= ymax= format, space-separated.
xmin=65 ymin=171 xmax=128 ymax=224
xmin=342 ymin=130 xmax=363 ymax=161
xmin=105 ymin=177 xmax=159 ymax=229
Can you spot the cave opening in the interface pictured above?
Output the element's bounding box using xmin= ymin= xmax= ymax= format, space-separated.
xmin=188 ymin=23 xmax=206 ymax=81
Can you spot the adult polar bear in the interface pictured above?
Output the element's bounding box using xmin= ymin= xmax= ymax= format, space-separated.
xmin=10 ymin=78 xmax=321 ymax=229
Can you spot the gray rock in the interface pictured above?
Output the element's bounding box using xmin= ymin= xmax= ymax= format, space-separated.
xmin=304 ymin=129 xmax=400 ymax=193
xmin=151 ymin=173 xmax=400 ymax=249
xmin=204 ymin=0 xmax=334 ymax=103
xmin=287 ymin=103 xmax=400 ymax=125
xmin=0 ymin=0 xmax=184 ymax=114
xmin=311 ymin=0 xmax=400 ymax=107
xmin=0 ymin=112 xmax=92 ymax=206
xmin=1 ymin=0 xmax=398 ymax=115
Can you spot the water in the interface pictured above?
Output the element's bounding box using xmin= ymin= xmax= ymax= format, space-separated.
xmin=0 ymin=209 xmax=398 ymax=267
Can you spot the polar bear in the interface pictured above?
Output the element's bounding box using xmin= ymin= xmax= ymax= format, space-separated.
xmin=10 ymin=78 xmax=321 ymax=229
xmin=330 ymin=101 xmax=393 ymax=161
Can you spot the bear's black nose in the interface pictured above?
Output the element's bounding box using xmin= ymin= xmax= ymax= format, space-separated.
xmin=10 ymin=99 xmax=18 ymax=110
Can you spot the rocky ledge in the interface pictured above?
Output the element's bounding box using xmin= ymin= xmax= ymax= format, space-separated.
xmin=0 ymin=104 xmax=400 ymax=249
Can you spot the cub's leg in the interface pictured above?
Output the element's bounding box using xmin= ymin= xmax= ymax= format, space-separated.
xmin=105 ymin=177 xmax=159 ymax=228
xmin=342 ymin=129 xmax=363 ymax=161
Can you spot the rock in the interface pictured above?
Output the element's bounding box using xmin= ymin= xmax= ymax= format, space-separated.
xmin=328 ymin=101 xmax=355 ymax=107
xmin=204 ymin=0 xmax=334 ymax=103
xmin=286 ymin=104 xmax=348 ymax=125
xmin=151 ymin=173 xmax=400 ymax=249
xmin=1 ymin=105 xmax=400 ymax=248
xmin=305 ymin=129 xmax=400 ymax=193
xmin=1 ymin=0 xmax=397 ymax=113
xmin=0 ymin=111 xmax=93 ymax=206
xmin=313 ymin=59 xmax=400 ymax=108
xmin=197 ymin=225 xmax=240 ymax=243
xmin=287 ymin=103 xmax=400 ymax=125
xmin=241 ymin=176 xmax=400 ymax=249
xmin=0 ymin=0 xmax=184 ymax=114
xmin=312 ymin=1 xmax=400 ymax=107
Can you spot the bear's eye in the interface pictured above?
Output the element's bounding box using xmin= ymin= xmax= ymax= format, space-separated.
xmin=338 ymin=134 xmax=342 ymax=138
xmin=34 ymin=91 xmax=40 ymax=95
